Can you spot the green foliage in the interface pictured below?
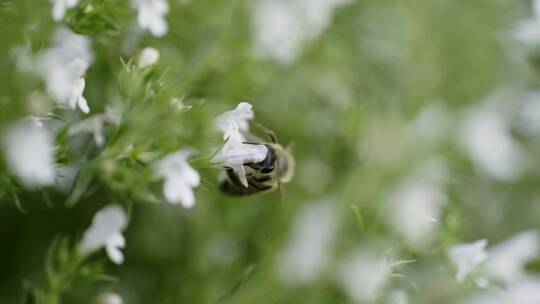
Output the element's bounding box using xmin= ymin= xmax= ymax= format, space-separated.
xmin=25 ymin=237 xmax=110 ymax=304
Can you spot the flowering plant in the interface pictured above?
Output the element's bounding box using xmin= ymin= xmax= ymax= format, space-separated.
xmin=3 ymin=0 xmax=540 ymax=303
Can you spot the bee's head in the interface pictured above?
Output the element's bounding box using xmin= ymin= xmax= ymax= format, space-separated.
xmin=271 ymin=143 xmax=295 ymax=183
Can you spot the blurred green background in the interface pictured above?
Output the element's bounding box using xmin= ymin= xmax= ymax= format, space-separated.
xmin=2 ymin=0 xmax=540 ymax=303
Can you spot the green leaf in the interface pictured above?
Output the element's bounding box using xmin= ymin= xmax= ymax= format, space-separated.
xmin=66 ymin=165 xmax=95 ymax=208
xmin=215 ymin=264 xmax=255 ymax=303
xmin=350 ymin=204 xmax=365 ymax=233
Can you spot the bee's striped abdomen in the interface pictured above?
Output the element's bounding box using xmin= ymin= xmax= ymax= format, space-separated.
xmin=220 ymin=166 xmax=276 ymax=196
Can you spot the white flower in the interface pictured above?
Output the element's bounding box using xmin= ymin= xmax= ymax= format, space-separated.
xmin=213 ymin=102 xmax=268 ymax=187
xmin=386 ymin=290 xmax=409 ymax=304
xmin=138 ymin=47 xmax=160 ymax=68
xmin=156 ymin=150 xmax=200 ymax=208
xmin=38 ymin=27 xmax=94 ymax=113
xmin=502 ymin=279 xmax=540 ymax=304
xmin=277 ymin=201 xmax=338 ymax=285
xmin=69 ymin=77 xmax=89 ymax=113
xmin=215 ymin=102 xmax=255 ymax=138
xmin=514 ymin=0 xmax=540 ymax=46
xmin=413 ymin=104 xmax=450 ymax=143
xmin=387 ymin=159 xmax=447 ymax=250
xmin=461 ymin=104 xmax=522 ymax=181
xmin=388 ymin=179 xmax=447 ymax=250
xmin=51 ymin=0 xmax=79 ymax=21
xmin=3 ymin=120 xmax=55 ymax=188
xmin=133 ymin=0 xmax=169 ymax=37
xmin=484 ymin=230 xmax=539 ymax=285
xmin=80 ymin=205 xmax=128 ymax=264
xmin=98 ymin=292 xmax=123 ymax=304
xmin=448 ymin=239 xmax=488 ymax=284
xmin=213 ymin=128 xmax=268 ymax=187
xmin=514 ymin=19 xmax=540 ymax=46
xmin=339 ymin=251 xmax=393 ymax=303
xmin=252 ymin=0 xmax=352 ymax=63
xmin=461 ymin=279 xmax=540 ymax=304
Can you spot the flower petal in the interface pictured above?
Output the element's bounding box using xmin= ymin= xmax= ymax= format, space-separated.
xmin=106 ymin=244 xmax=124 ymax=264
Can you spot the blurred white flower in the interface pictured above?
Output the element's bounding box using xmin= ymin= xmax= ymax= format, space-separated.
xmin=29 ymin=116 xmax=46 ymax=128
xmin=339 ymin=251 xmax=393 ymax=303
xmin=449 ymin=239 xmax=488 ymax=285
xmin=133 ymin=0 xmax=169 ymax=37
xmin=413 ymin=104 xmax=450 ymax=143
xmin=50 ymin=0 xmax=78 ymax=21
xmin=484 ymin=230 xmax=539 ymax=285
xmin=388 ymin=178 xmax=447 ymax=250
xmin=156 ymin=150 xmax=200 ymax=208
xmin=69 ymin=107 xmax=121 ymax=146
xmin=387 ymin=158 xmax=448 ymax=250
xmin=138 ymin=47 xmax=160 ymax=68
xmin=514 ymin=20 xmax=540 ymax=46
xmin=213 ymin=102 xmax=268 ymax=187
xmin=3 ymin=120 xmax=55 ymax=188
xmin=38 ymin=27 xmax=94 ymax=113
xmin=514 ymin=0 xmax=540 ymax=46
xmin=252 ymin=0 xmax=352 ymax=63
xmin=461 ymin=104 xmax=522 ymax=181
xmin=386 ymin=289 xmax=409 ymax=304
xmin=98 ymin=292 xmax=123 ymax=304
xmin=501 ymin=279 xmax=540 ymax=304
xmin=80 ymin=205 xmax=128 ymax=264
xmin=68 ymin=77 xmax=89 ymax=113
xmin=277 ymin=201 xmax=338 ymax=285
xmin=462 ymin=279 xmax=540 ymax=304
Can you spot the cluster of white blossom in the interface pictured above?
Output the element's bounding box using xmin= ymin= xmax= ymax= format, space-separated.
xmin=80 ymin=205 xmax=129 ymax=264
xmin=133 ymin=0 xmax=169 ymax=37
xmin=3 ymin=119 xmax=56 ymax=188
xmin=155 ymin=149 xmax=200 ymax=208
xmin=460 ymin=98 xmax=523 ymax=181
xmin=50 ymin=0 xmax=79 ymax=21
xmin=38 ymin=27 xmax=94 ymax=113
xmin=252 ymin=0 xmax=352 ymax=63
xmin=387 ymin=159 xmax=448 ymax=251
xmin=514 ymin=0 xmax=540 ymax=46
xmin=450 ymin=231 xmax=540 ymax=302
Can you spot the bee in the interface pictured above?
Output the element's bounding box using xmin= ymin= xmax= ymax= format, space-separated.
xmin=220 ymin=133 xmax=295 ymax=196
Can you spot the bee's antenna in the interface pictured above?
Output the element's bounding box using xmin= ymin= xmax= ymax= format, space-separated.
xmin=254 ymin=122 xmax=278 ymax=143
